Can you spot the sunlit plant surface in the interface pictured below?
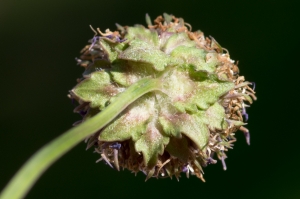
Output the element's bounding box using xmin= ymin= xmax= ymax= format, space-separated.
xmin=0 ymin=13 xmax=256 ymax=199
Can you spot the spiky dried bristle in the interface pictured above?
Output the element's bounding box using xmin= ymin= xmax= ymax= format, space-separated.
xmin=69 ymin=13 xmax=256 ymax=181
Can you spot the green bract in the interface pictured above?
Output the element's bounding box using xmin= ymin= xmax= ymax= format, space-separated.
xmin=70 ymin=13 xmax=256 ymax=181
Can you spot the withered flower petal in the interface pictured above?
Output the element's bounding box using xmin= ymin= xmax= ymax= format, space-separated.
xmin=69 ymin=13 xmax=256 ymax=181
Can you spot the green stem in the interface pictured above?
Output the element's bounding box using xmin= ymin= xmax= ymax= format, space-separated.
xmin=0 ymin=78 xmax=161 ymax=199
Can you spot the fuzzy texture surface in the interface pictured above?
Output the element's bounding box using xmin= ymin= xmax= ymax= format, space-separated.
xmin=69 ymin=13 xmax=256 ymax=181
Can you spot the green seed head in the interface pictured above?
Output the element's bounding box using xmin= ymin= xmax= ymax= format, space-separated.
xmin=69 ymin=13 xmax=256 ymax=181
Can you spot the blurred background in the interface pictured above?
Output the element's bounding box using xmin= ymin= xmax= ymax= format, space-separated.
xmin=0 ymin=0 xmax=299 ymax=198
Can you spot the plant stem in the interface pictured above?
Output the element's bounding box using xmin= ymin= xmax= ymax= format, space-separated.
xmin=0 ymin=78 xmax=161 ymax=199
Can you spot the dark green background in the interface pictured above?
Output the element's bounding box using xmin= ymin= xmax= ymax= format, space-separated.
xmin=1 ymin=0 xmax=298 ymax=198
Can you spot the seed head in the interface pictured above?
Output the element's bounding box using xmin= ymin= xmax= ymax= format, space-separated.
xmin=69 ymin=13 xmax=256 ymax=181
